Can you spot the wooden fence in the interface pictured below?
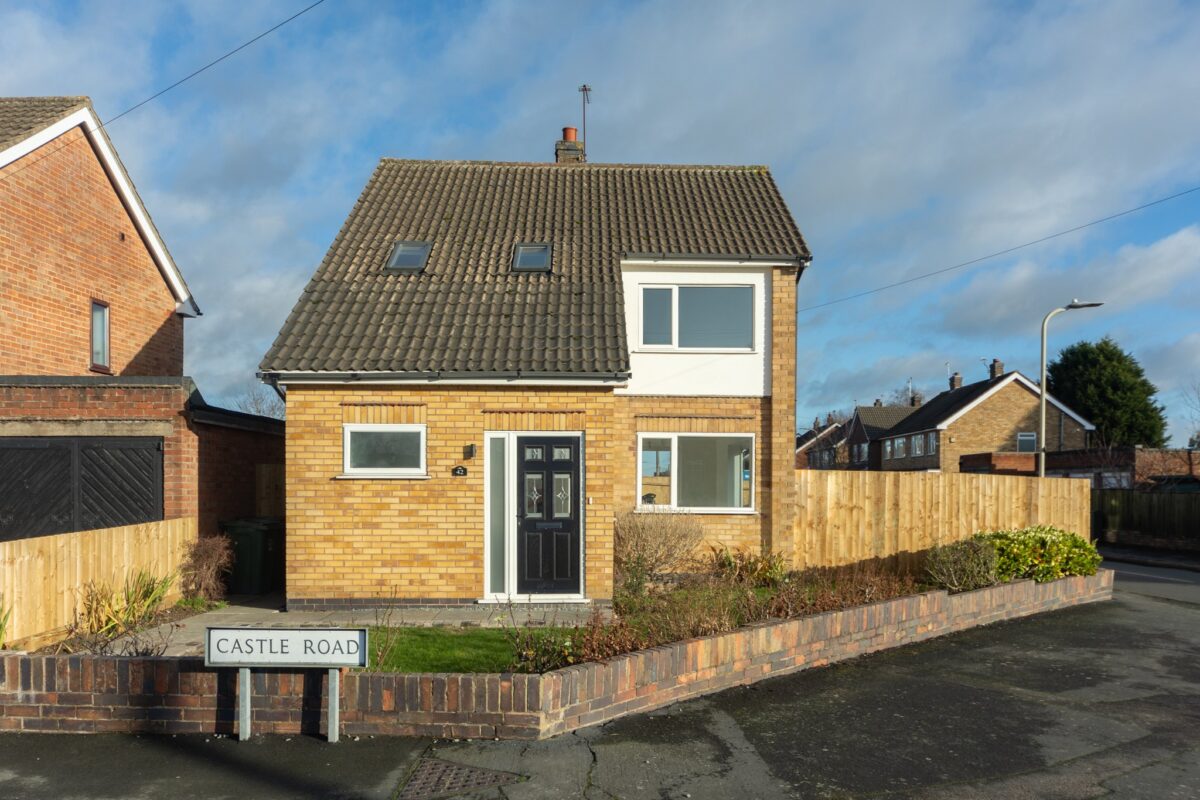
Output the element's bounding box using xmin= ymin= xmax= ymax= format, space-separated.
xmin=794 ymin=471 xmax=1091 ymax=570
xmin=1094 ymin=489 xmax=1200 ymax=551
xmin=0 ymin=516 xmax=196 ymax=649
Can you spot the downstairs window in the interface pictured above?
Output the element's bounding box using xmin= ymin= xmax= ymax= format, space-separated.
xmin=638 ymin=433 xmax=754 ymax=511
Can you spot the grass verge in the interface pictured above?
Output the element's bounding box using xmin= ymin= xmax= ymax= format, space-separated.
xmin=369 ymin=627 xmax=516 ymax=672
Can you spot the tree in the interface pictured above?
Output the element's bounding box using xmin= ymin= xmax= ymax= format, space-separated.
xmin=1047 ymin=337 xmax=1167 ymax=448
xmin=233 ymin=382 xmax=285 ymax=420
xmin=1186 ymin=380 xmax=1200 ymax=448
xmin=885 ymin=385 xmax=926 ymax=407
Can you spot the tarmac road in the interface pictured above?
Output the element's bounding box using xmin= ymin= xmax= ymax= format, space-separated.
xmin=1 ymin=563 xmax=1197 ymax=799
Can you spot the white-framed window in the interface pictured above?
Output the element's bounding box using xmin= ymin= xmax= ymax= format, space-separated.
xmin=342 ymin=423 xmax=427 ymax=477
xmin=912 ymin=434 xmax=925 ymax=457
xmin=1017 ymin=432 xmax=1037 ymax=453
xmin=883 ymin=440 xmax=893 ymax=460
xmin=90 ymin=299 xmax=110 ymax=371
xmin=895 ymin=437 xmax=907 ymax=458
xmin=639 ymin=285 xmax=754 ymax=351
xmin=637 ymin=432 xmax=754 ymax=512
xmin=928 ymin=432 xmax=938 ymax=455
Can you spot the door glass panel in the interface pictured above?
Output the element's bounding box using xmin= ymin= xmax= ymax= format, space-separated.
xmin=552 ymin=445 xmax=571 ymax=461
xmin=524 ymin=473 xmax=544 ymax=517
xmin=553 ymin=473 xmax=572 ymax=518
xmin=524 ymin=446 xmax=544 ymax=462
xmin=487 ymin=437 xmax=506 ymax=594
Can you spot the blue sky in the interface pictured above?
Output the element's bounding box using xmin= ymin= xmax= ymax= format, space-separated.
xmin=3 ymin=0 xmax=1198 ymax=441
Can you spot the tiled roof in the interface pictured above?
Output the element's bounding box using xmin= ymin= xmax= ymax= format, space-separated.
xmin=0 ymin=96 xmax=89 ymax=152
xmin=854 ymin=404 xmax=917 ymax=439
xmin=261 ymin=159 xmax=810 ymax=375
xmin=796 ymin=422 xmax=844 ymax=452
xmin=884 ymin=374 xmax=1012 ymax=436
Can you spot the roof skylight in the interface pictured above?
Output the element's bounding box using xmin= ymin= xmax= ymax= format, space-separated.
xmin=512 ymin=243 xmax=551 ymax=272
xmin=386 ymin=241 xmax=432 ymax=273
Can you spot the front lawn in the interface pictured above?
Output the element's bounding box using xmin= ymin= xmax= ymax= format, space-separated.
xmin=369 ymin=626 xmax=515 ymax=672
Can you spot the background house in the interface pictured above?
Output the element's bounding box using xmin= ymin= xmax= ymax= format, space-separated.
xmin=796 ymin=416 xmax=848 ymax=469
xmin=874 ymin=360 xmax=1093 ymax=473
xmin=842 ymin=401 xmax=917 ymax=470
xmin=0 ymin=96 xmax=283 ymax=543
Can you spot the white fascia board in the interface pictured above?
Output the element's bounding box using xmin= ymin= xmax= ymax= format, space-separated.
xmin=621 ymin=257 xmax=799 ymax=268
xmin=935 ymin=372 xmax=1096 ymax=431
xmin=271 ymin=373 xmax=629 ymax=388
xmin=0 ymin=108 xmax=197 ymax=316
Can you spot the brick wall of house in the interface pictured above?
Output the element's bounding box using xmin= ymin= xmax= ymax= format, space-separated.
xmin=0 ymin=382 xmax=197 ymax=520
xmin=195 ymin=422 xmax=284 ymax=538
xmin=0 ymin=127 xmax=183 ymax=377
xmin=284 ymin=385 xmax=621 ymax=604
xmin=882 ymin=382 xmax=1088 ymax=473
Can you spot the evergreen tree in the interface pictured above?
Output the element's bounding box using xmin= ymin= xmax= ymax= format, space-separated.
xmin=1047 ymin=337 xmax=1167 ymax=447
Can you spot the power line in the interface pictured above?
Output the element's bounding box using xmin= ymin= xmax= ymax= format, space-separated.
xmin=0 ymin=0 xmax=327 ymax=187
xmin=797 ymin=183 xmax=1200 ymax=313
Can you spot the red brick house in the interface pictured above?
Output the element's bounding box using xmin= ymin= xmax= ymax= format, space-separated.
xmin=0 ymin=96 xmax=283 ymax=542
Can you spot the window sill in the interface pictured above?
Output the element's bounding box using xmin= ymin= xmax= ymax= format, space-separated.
xmin=334 ymin=473 xmax=431 ymax=480
xmin=634 ymin=347 xmax=757 ymax=355
xmin=635 ymin=507 xmax=758 ymax=516
xmin=89 ymin=364 xmax=112 ymax=375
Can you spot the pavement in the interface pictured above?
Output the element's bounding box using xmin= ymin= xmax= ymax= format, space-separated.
xmin=1098 ymin=543 xmax=1200 ymax=574
xmin=152 ymin=595 xmax=599 ymax=657
xmin=2 ymin=560 xmax=1198 ymax=799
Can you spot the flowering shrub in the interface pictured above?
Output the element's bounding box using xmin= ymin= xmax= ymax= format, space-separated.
xmin=975 ymin=526 xmax=1101 ymax=583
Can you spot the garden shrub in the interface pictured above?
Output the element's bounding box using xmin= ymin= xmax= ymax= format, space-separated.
xmin=706 ymin=546 xmax=789 ymax=588
xmin=614 ymin=510 xmax=704 ymax=595
xmin=975 ymin=526 xmax=1102 ymax=583
xmin=180 ymin=534 xmax=234 ymax=602
xmin=925 ymin=540 xmax=999 ymax=593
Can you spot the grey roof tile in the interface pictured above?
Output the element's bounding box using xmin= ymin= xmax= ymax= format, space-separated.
xmin=0 ymin=96 xmax=89 ymax=152
xmin=261 ymin=159 xmax=810 ymax=375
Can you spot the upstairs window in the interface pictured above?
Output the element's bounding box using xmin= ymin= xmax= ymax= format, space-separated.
xmin=512 ymin=243 xmax=552 ymax=272
xmin=639 ymin=285 xmax=754 ymax=350
xmin=895 ymin=437 xmax=907 ymax=458
xmin=385 ymin=241 xmax=432 ymax=273
xmin=90 ymin=300 xmax=110 ymax=372
xmin=928 ymin=432 xmax=938 ymax=454
xmin=912 ymin=434 xmax=925 ymax=457
xmin=883 ymin=440 xmax=893 ymax=460
xmin=1017 ymin=432 xmax=1037 ymax=452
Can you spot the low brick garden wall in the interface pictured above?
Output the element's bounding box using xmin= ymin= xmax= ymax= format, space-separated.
xmin=0 ymin=571 xmax=1113 ymax=739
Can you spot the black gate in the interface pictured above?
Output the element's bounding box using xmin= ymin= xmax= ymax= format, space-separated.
xmin=0 ymin=437 xmax=163 ymax=541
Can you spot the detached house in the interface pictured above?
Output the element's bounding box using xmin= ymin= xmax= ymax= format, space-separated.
xmin=877 ymin=360 xmax=1093 ymax=473
xmin=261 ymin=128 xmax=810 ymax=608
xmin=0 ymin=96 xmax=283 ymax=543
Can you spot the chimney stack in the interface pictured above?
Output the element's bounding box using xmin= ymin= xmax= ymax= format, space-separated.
xmin=873 ymin=398 xmax=883 ymax=407
xmin=812 ymin=416 xmax=820 ymax=431
xmin=825 ymin=412 xmax=835 ymax=426
xmin=988 ymin=358 xmax=1005 ymax=380
xmin=949 ymin=372 xmax=963 ymax=390
xmin=910 ymin=394 xmax=922 ymax=407
xmin=555 ymin=126 xmax=585 ymax=163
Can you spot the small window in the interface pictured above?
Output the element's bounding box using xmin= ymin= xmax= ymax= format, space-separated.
xmin=641 ymin=288 xmax=673 ymax=346
xmin=895 ymin=438 xmax=907 ymax=458
xmin=912 ymin=434 xmax=925 ymax=457
xmin=385 ymin=241 xmax=432 ymax=273
xmin=512 ymin=243 xmax=551 ymax=272
xmin=90 ymin=300 xmax=110 ymax=371
xmin=883 ymin=440 xmax=893 ymax=460
xmin=928 ymin=432 xmax=938 ymax=454
xmin=343 ymin=423 xmax=426 ymax=477
xmin=1017 ymin=432 xmax=1037 ymax=453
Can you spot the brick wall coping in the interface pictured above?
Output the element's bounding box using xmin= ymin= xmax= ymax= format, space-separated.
xmin=0 ymin=570 xmax=1112 ymax=739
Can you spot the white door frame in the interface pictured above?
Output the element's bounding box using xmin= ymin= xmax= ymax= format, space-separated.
xmin=481 ymin=430 xmax=587 ymax=603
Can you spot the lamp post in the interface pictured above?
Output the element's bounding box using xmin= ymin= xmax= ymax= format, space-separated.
xmin=1039 ymin=299 xmax=1103 ymax=477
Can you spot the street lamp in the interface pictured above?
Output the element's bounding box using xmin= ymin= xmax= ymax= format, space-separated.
xmin=1039 ymin=299 xmax=1104 ymax=477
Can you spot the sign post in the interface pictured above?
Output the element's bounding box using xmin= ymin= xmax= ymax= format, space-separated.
xmin=205 ymin=627 xmax=368 ymax=743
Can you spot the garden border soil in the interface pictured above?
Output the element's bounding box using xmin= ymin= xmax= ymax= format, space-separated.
xmin=0 ymin=571 xmax=1113 ymax=739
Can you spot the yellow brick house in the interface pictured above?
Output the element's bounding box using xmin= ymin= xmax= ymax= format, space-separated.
xmin=259 ymin=129 xmax=811 ymax=609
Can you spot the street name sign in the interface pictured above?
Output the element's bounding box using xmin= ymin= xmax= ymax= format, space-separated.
xmin=205 ymin=627 xmax=367 ymax=743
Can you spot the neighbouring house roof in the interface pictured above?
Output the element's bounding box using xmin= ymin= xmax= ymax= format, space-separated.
xmin=796 ymin=422 xmax=844 ymax=453
xmin=260 ymin=159 xmax=810 ymax=377
xmin=852 ymin=404 xmax=917 ymax=440
xmin=0 ymin=96 xmax=198 ymax=316
xmin=883 ymin=371 xmax=1094 ymax=437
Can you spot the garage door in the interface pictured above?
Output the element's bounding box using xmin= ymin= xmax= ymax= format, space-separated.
xmin=0 ymin=437 xmax=163 ymax=541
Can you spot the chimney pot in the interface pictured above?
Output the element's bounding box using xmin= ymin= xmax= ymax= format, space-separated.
xmin=988 ymin=358 xmax=1005 ymax=380
xmin=555 ymin=126 xmax=585 ymax=163
xmin=950 ymin=372 xmax=963 ymax=390
xmin=562 ymin=126 xmax=577 ymax=142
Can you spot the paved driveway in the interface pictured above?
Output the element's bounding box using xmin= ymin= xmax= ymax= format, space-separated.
xmin=2 ymin=562 xmax=1197 ymax=799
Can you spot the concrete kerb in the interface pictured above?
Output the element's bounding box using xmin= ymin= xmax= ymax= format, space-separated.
xmin=0 ymin=571 xmax=1114 ymax=739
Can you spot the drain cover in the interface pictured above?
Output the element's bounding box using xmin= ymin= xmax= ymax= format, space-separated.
xmin=398 ymin=758 xmax=521 ymax=799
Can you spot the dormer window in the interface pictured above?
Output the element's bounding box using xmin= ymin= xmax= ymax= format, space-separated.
xmin=512 ymin=243 xmax=551 ymax=272
xmin=386 ymin=241 xmax=432 ymax=273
